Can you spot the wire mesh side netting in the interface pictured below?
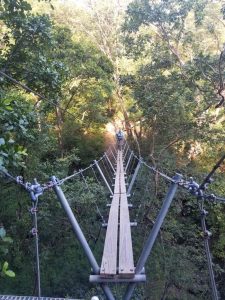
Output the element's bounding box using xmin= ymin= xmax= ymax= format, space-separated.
xmin=1 ymin=141 xmax=221 ymax=299
xmin=0 ymin=167 xmax=112 ymax=299
xmin=55 ymin=166 xmax=115 ymax=298
xmin=0 ymin=176 xmax=42 ymax=296
xmin=126 ymin=162 xmax=212 ymax=300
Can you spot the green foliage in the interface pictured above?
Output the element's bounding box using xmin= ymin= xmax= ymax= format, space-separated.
xmin=1 ymin=262 xmax=15 ymax=278
xmin=0 ymin=227 xmax=15 ymax=279
xmin=0 ymin=0 xmax=32 ymax=28
xmin=0 ymin=0 xmax=225 ymax=299
xmin=121 ymin=1 xmax=225 ymax=298
xmin=0 ymin=92 xmax=37 ymax=169
xmin=124 ymin=0 xmax=208 ymax=32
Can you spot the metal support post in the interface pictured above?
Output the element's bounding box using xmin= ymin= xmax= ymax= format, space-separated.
xmin=124 ymin=140 xmax=128 ymax=149
xmin=101 ymin=285 xmax=115 ymax=300
xmin=105 ymin=153 xmax=115 ymax=173
xmin=52 ymin=177 xmax=115 ymax=300
xmin=123 ymin=144 xmax=129 ymax=161
xmin=94 ymin=160 xmax=113 ymax=195
xmin=125 ymin=151 xmax=133 ymax=173
xmin=80 ymin=169 xmax=89 ymax=190
xmin=123 ymin=142 xmax=128 ymax=156
xmin=124 ymin=174 xmax=182 ymax=300
xmin=52 ymin=177 xmax=99 ymax=272
xmin=110 ymin=149 xmax=117 ymax=164
xmin=112 ymin=144 xmax=117 ymax=157
xmin=127 ymin=159 xmax=142 ymax=195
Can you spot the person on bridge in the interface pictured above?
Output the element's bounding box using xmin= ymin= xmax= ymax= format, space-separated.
xmin=116 ymin=129 xmax=124 ymax=149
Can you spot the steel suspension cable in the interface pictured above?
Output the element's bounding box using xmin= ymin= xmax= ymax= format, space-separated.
xmin=30 ymin=199 xmax=41 ymax=297
xmin=199 ymin=198 xmax=218 ymax=300
xmin=129 ymin=143 xmax=225 ymax=200
xmin=197 ymin=154 xmax=225 ymax=300
xmin=101 ymin=158 xmax=113 ymax=186
xmin=104 ymin=154 xmax=115 ymax=177
xmin=91 ymin=165 xmax=101 ymax=185
xmin=58 ymin=165 xmax=93 ymax=185
xmin=126 ymin=153 xmax=135 ymax=176
xmin=127 ymin=154 xmax=138 ymax=184
xmin=0 ymin=170 xmax=27 ymax=189
xmin=0 ymin=70 xmax=78 ymax=119
xmin=0 ymin=70 xmax=45 ymax=101
xmin=80 ymin=170 xmax=106 ymax=224
xmin=134 ymin=155 xmax=175 ymax=183
xmin=58 ymin=156 xmax=105 ymax=185
xmin=132 ymin=164 xmax=146 ymax=222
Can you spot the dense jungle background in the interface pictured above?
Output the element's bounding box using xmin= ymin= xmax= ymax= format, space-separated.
xmin=0 ymin=0 xmax=225 ymax=299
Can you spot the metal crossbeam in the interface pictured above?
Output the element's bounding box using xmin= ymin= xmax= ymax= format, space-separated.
xmin=90 ymin=274 xmax=146 ymax=283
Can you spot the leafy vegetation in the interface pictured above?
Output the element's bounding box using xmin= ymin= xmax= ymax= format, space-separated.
xmin=0 ymin=0 xmax=225 ymax=299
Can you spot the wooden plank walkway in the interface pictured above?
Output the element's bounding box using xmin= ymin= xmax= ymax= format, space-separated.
xmin=100 ymin=151 xmax=120 ymax=276
xmin=100 ymin=193 xmax=119 ymax=275
xmin=100 ymin=149 xmax=134 ymax=278
xmin=119 ymin=192 xmax=134 ymax=276
xmin=118 ymin=150 xmax=134 ymax=277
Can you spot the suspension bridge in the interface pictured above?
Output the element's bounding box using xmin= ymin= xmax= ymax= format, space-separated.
xmin=0 ymin=140 xmax=225 ymax=300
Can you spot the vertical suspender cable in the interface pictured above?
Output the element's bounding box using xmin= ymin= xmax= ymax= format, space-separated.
xmin=31 ymin=201 xmax=41 ymax=298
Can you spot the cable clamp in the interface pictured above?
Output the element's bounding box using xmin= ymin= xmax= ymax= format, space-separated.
xmin=197 ymin=189 xmax=204 ymax=199
xmin=31 ymin=228 xmax=38 ymax=236
xmin=187 ymin=177 xmax=200 ymax=195
xmin=201 ymin=209 xmax=208 ymax=216
xmin=208 ymin=194 xmax=216 ymax=202
xmin=43 ymin=180 xmax=55 ymax=190
xmin=30 ymin=207 xmax=38 ymax=214
xmin=202 ymin=183 xmax=209 ymax=191
xmin=29 ymin=179 xmax=43 ymax=201
xmin=51 ymin=176 xmax=60 ymax=185
xmin=16 ymin=176 xmax=23 ymax=184
xmin=173 ymin=178 xmax=183 ymax=184
xmin=206 ymin=178 xmax=214 ymax=184
xmin=204 ymin=230 xmax=212 ymax=239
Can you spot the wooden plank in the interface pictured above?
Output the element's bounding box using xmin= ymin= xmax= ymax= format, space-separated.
xmin=114 ymin=152 xmax=120 ymax=194
xmin=100 ymin=192 xmax=120 ymax=276
xmin=100 ymin=148 xmax=135 ymax=278
xmin=114 ymin=170 xmax=120 ymax=194
xmin=119 ymin=150 xmax=127 ymax=194
xmin=120 ymin=168 xmax=127 ymax=194
xmin=119 ymin=193 xmax=135 ymax=277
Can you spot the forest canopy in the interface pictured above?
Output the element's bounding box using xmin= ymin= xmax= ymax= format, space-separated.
xmin=0 ymin=0 xmax=225 ymax=299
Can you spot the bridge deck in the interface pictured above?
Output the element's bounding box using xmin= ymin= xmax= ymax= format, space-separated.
xmin=100 ymin=149 xmax=134 ymax=278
